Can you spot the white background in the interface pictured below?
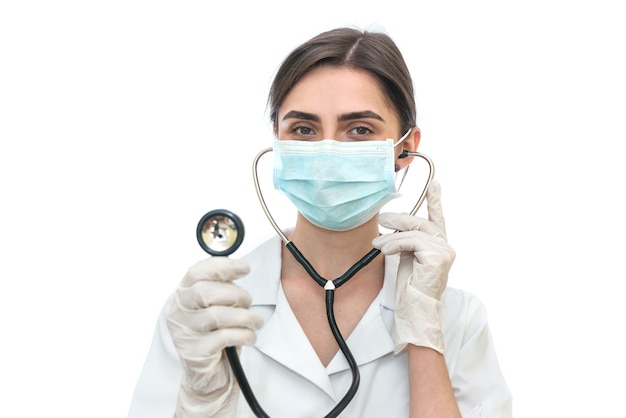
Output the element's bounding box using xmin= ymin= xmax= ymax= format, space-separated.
xmin=1 ymin=1 xmax=625 ymax=416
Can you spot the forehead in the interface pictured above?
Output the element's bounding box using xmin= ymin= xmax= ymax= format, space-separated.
xmin=279 ymin=66 xmax=398 ymax=122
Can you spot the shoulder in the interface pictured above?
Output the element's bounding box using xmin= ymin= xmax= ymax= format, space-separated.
xmin=441 ymin=287 xmax=489 ymax=321
xmin=440 ymin=287 xmax=491 ymax=344
xmin=440 ymin=288 xmax=513 ymax=415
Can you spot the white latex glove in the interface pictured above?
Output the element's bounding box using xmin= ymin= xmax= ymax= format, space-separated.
xmin=372 ymin=179 xmax=455 ymax=354
xmin=166 ymin=257 xmax=264 ymax=418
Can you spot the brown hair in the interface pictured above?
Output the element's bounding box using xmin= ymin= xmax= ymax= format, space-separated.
xmin=268 ymin=27 xmax=417 ymax=137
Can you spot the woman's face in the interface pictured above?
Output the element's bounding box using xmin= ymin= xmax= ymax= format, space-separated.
xmin=277 ymin=66 xmax=409 ymax=153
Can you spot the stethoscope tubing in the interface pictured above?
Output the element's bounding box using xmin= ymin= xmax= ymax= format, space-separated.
xmin=225 ymin=346 xmax=271 ymax=418
xmin=224 ymin=146 xmax=434 ymax=418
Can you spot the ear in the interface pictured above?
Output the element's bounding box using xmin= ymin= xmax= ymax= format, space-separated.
xmin=395 ymin=127 xmax=421 ymax=171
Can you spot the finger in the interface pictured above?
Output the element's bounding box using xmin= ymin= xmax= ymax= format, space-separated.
xmin=378 ymin=212 xmax=441 ymax=236
xmin=208 ymin=327 xmax=259 ymax=351
xmin=372 ymin=230 xmax=443 ymax=255
xmin=181 ymin=257 xmax=250 ymax=287
xmin=378 ymin=212 xmax=427 ymax=232
xmin=426 ymin=179 xmax=447 ymax=240
xmin=177 ymin=280 xmax=253 ymax=309
xmin=175 ymin=327 xmax=260 ymax=357
xmin=169 ymin=304 xmax=264 ymax=334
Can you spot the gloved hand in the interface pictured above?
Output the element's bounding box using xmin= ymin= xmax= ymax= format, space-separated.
xmin=372 ymin=179 xmax=455 ymax=354
xmin=166 ymin=257 xmax=264 ymax=417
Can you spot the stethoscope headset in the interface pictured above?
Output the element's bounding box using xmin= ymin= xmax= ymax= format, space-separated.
xmin=195 ymin=144 xmax=434 ymax=418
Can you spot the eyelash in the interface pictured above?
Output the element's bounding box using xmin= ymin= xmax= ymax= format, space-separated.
xmin=350 ymin=126 xmax=374 ymax=136
xmin=290 ymin=125 xmax=375 ymax=137
xmin=291 ymin=125 xmax=315 ymax=136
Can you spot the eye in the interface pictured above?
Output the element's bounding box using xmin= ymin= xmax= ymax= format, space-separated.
xmin=292 ymin=125 xmax=315 ymax=136
xmin=349 ymin=126 xmax=374 ymax=136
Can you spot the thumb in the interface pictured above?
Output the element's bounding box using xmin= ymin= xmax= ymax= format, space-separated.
xmin=426 ymin=179 xmax=447 ymax=240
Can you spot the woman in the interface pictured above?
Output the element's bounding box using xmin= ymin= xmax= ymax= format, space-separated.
xmin=129 ymin=27 xmax=512 ymax=418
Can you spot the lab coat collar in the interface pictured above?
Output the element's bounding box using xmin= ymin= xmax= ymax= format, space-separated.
xmin=239 ymin=234 xmax=400 ymax=399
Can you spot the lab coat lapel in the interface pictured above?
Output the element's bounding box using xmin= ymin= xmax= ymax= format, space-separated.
xmin=325 ymin=296 xmax=395 ymax=375
xmin=326 ymin=254 xmax=398 ymax=374
xmin=241 ymin=236 xmax=336 ymax=398
xmin=254 ymin=284 xmax=336 ymax=399
xmin=241 ymin=236 xmax=400 ymax=397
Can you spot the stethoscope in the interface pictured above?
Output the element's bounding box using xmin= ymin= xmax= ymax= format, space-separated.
xmin=195 ymin=147 xmax=434 ymax=418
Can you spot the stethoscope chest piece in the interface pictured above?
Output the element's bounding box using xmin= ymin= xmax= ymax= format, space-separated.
xmin=196 ymin=209 xmax=245 ymax=257
xmin=195 ymin=209 xmax=271 ymax=417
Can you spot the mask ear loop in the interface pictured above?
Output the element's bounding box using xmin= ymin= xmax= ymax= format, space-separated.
xmin=392 ymin=128 xmax=412 ymax=147
xmin=392 ymin=128 xmax=414 ymax=194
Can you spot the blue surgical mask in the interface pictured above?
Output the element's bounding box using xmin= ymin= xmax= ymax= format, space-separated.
xmin=273 ymin=131 xmax=410 ymax=231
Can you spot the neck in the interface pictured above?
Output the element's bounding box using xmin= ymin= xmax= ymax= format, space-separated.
xmin=284 ymin=214 xmax=382 ymax=280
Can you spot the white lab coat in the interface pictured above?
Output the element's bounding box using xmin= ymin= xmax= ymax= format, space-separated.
xmin=129 ymin=235 xmax=512 ymax=417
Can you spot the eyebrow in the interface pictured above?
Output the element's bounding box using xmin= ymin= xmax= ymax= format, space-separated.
xmin=281 ymin=110 xmax=385 ymax=122
xmin=282 ymin=110 xmax=320 ymax=122
xmin=338 ymin=111 xmax=385 ymax=122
